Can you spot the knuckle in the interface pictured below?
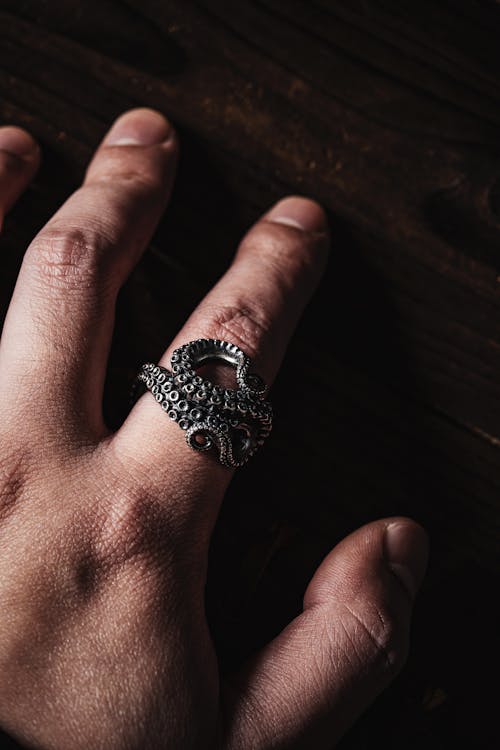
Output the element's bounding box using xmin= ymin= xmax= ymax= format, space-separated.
xmin=205 ymin=302 xmax=271 ymax=361
xmin=98 ymin=166 xmax=164 ymax=194
xmin=94 ymin=480 xmax=180 ymax=573
xmin=340 ymin=598 xmax=408 ymax=677
xmin=96 ymin=487 xmax=160 ymax=565
xmin=25 ymin=225 xmax=108 ymax=292
xmin=0 ymin=443 xmax=33 ymax=524
xmin=241 ymin=221 xmax=328 ymax=284
xmin=87 ymin=147 xmax=170 ymax=194
xmin=90 ymin=449 xmax=207 ymax=586
xmin=0 ymin=459 xmax=24 ymax=523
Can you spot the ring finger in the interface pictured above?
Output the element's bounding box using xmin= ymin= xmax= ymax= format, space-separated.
xmin=0 ymin=126 xmax=40 ymax=231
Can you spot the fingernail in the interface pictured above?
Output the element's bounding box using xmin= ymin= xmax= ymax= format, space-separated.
xmin=105 ymin=108 xmax=172 ymax=146
xmin=384 ymin=522 xmax=429 ymax=600
xmin=266 ymin=196 xmax=329 ymax=233
xmin=0 ymin=126 xmax=39 ymax=159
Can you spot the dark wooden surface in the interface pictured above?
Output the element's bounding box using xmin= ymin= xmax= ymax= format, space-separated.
xmin=1 ymin=2 xmax=499 ymax=747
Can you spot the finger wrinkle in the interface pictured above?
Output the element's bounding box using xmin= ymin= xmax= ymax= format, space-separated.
xmin=201 ymin=302 xmax=272 ymax=363
xmin=85 ymin=141 xmax=177 ymax=187
xmin=0 ymin=149 xmax=36 ymax=173
xmin=239 ymin=222 xmax=329 ymax=279
xmin=84 ymin=168 xmax=166 ymax=195
xmin=0 ymin=453 xmax=27 ymax=526
xmin=339 ymin=601 xmax=401 ymax=674
xmin=24 ymin=226 xmax=120 ymax=297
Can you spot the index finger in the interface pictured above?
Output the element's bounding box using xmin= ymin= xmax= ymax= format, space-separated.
xmin=112 ymin=197 xmax=329 ymax=511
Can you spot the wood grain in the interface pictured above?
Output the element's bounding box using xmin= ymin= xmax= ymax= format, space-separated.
xmin=1 ymin=2 xmax=499 ymax=747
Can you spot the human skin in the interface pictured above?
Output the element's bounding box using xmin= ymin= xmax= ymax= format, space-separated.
xmin=0 ymin=108 xmax=428 ymax=749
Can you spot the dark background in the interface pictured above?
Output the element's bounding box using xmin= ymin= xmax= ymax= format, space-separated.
xmin=1 ymin=1 xmax=499 ymax=748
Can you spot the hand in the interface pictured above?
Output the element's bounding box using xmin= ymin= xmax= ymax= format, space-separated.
xmin=0 ymin=109 xmax=428 ymax=749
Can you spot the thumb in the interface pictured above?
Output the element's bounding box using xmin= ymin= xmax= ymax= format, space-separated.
xmin=222 ymin=518 xmax=429 ymax=750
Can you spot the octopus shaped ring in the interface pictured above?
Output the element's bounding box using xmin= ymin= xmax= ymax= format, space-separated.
xmin=134 ymin=339 xmax=273 ymax=468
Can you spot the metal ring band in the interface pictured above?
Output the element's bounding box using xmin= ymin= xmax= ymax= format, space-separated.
xmin=133 ymin=339 xmax=273 ymax=468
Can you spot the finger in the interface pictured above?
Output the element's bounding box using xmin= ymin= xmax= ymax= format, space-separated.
xmin=0 ymin=126 xmax=40 ymax=230
xmin=0 ymin=109 xmax=178 ymax=438
xmin=222 ymin=518 xmax=429 ymax=750
xmin=114 ymin=196 xmax=330 ymax=503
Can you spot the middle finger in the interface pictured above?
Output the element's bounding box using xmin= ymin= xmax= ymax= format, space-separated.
xmin=0 ymin=109 xmax=178 ymax=440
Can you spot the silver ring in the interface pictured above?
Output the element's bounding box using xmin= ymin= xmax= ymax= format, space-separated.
xmin=134 ymin=339 xmax=273 ymax=468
